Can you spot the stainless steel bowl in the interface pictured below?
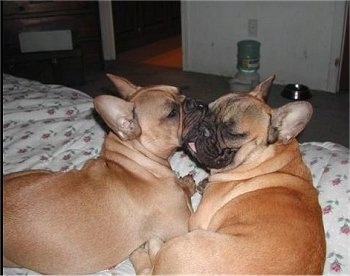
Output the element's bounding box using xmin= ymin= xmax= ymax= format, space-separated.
xmin=281 ymin=83 xmax=311 ymax=100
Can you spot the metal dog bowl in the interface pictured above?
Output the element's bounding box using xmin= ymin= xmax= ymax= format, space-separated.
xmin=281 ymin=83 xmax=311 ymax=100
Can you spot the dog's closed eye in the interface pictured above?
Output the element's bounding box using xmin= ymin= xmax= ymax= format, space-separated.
xmin=166 ymin=102 xmax=180 ymax=119
xmin=224 ymin=130 xmax=247 ymax=139
xmin=229 ymin=132 xmax=246 ymax=138
xmin=220 ymin=122 xmax=247 ymax=139
xmin=167 ymin=108 xmax=178 ymax=118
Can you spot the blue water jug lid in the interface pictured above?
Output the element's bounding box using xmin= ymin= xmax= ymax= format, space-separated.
xmin=237 ymin=40 xmax=260 ymax=59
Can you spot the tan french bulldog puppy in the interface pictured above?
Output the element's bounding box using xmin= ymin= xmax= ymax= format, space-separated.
xmin=3 ymin=74 xmax=207 ymax=274
xmin=130 ymin=76 xmax=326 ymax=274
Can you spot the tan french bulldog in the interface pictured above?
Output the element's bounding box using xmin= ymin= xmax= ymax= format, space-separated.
xmin=130 ymin=76 xmax=326 ymax=274
xmin=3 ymin=74 xmax=207 ymax=274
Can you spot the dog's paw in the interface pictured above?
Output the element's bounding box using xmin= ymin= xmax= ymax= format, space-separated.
xmin=196 ymin=178 xmax=209 ymax=195
xmin=130 ymin=244 xmax=152 ymax=275
xmin=147 ymin=237 xmax=164 ymax=262
xmin=130 ymin=243 xmax=148 ymax=257
xmin=177 ymin=174 xmax=196 ymax=197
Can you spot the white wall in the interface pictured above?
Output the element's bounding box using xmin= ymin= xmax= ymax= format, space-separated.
xmin=181 ymin=1 xmax=347 ymax=92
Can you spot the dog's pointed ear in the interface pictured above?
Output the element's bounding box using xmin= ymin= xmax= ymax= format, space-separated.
xmin=249 ymin=75 xmax=275 ymax=102
xmin=268 ymin=101 xmax=313 ymax=144
xmin=93 ymin=95 xmax=141 ymax=140
xmin=106 ymin=74 xmax=140 ymax=99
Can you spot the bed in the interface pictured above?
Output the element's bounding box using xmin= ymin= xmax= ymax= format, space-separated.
xmin=3 ymin=73 xmax=349 ymax=275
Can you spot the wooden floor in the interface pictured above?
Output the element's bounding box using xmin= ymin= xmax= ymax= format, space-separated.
xmin=117 ymin=35 xmax=182 ymax=69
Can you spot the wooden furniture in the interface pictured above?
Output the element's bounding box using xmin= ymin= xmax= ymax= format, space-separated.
xmin=4 ymin=50 xmax=84 ymax=86
xmin=3 ymin=1 xmax=103 ymax=85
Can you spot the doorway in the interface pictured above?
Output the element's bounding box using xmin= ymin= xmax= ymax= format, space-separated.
xmin=339 ymin=4 xmax=349 ymax=93
xmin=112 ymin=1 xmax=182 ymax=69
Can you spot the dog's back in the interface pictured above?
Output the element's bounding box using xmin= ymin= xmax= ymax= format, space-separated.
xmin=4 ymin=154 xmax=191 ymax=274
xmin=149 ymin=141 xmax=325 ymax=274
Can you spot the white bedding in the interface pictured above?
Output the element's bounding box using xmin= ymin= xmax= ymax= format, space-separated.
xmin=3 ymin=74 xmax=349 ymax=275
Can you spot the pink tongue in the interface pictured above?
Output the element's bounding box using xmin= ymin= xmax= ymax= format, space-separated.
xmin=188 ymin=142 xmax=197 ymax=153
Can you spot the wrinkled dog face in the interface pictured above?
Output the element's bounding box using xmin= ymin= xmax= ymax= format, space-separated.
xmin=182 ymin=98 xmax=208 ymax=144
xmin=94 ymin=74 xmax=208 ymax=159
xmin=129 ymin=86 xmax=186 ymax=157
xmin=184 ymin=76 xmax=313 ymax=170
xmin=129 ymin=87 xmax=208 ymax=159
xmin=185 ymin=93 xmax=272 ymax=169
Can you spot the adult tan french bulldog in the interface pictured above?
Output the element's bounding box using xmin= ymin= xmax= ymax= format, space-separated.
xmin=130 ymin=76 xmax=326 ymax=274
xmin=3 ymin=74 xmax=207 ymax=274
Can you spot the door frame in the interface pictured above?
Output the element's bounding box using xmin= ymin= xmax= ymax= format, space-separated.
xmin=98 ymin=0 xmax=116 ymax=60
xmin=326 ymin=1 xmax=347 ymax=92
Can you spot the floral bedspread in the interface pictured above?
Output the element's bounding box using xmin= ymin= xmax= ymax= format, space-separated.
xmin=3 ymin=74 xmax=349 ymax=275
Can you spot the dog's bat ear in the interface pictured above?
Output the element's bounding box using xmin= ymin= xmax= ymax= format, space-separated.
xmin=268 ymin=101 xmax=313 ymax=144
xmin=106 ymin=74 xmax=141 ymax=99
xmin=93 ymin=95 xmax=141 ymax=140
xmin=249 ymin=75 xmax=275 ymax=102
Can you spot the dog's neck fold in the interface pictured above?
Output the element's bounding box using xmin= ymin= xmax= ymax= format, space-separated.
xmin=101 ymin=132 xmax=174 ymax=178
xmin=209 ymin=140 xmax=311 ymax=183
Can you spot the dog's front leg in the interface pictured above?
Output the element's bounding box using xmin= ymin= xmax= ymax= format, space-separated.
xmin=147 ymin=237 xmax=164 ymax=264
xmin=130 ymin=237 xmax=164 ymax=275
xmin=176 ymin=175 xmax=196 ymax=198
xmin=130 ymin=244 xmax=152 ymax=275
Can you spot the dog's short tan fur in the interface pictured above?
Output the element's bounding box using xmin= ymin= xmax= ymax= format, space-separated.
xmin=3 ymin=74 xmax=200 ymax=274
xmin=130 ymin=76 xmax=326 ymax=274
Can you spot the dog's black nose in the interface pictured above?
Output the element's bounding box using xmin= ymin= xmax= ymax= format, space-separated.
xmin=184 ymin=98 xmax=207 ymax=113
xmin=199 ymin=125 xmax=211 ymax=137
